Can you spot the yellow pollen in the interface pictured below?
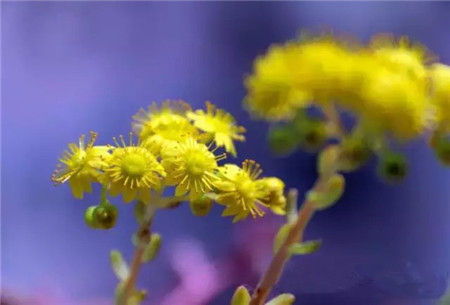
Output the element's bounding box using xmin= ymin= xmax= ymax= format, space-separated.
xmin=121 ymin=153 xmax=147 ymax=178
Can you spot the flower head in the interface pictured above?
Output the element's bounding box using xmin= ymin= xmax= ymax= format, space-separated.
xmin=215 ymin=160 xmax=270 ymax=222
xmin=360 ymin=67 xmax=429 ymax=140
xmin=187 ymin=102 xmax=245 ymax=156
xmin=161 ymin=137 xmax=226 ymax=199
xmin=244 ymin=44 xmax=311 ymax=121
xmin=104 ymin=134 xmax=165 ymax=203
xmin=289 ymin=35 xmax=363 ymax=104
xmin=430 ymin=64 xmax=450 ymax=131
xmin=370 ymin=34 xmax=433 ymax=84
xmin=52 ymin=132 xmax=110 ymax=199
xmin=257 ymin=177 xmax=287 ymax=215
xmin=132 ymin=100 xmax=198 ymax=155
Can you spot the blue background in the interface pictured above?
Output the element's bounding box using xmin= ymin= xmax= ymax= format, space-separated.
xmin=2 ymin=2 xmax=450 ymax=305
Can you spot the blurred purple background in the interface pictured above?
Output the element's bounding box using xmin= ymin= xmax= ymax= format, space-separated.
xmin=2 ymin=2 xmax=450 ymax=305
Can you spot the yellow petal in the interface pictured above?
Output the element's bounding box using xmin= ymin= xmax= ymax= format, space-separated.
xmin=69 ymin=178 xmax=84 ymax=199
xmin=109 ymin=183 xmax=122 ymax=197
xmin=175 ymin=183 xmax=188 ymax=197
xmin=123 ymin=188 xmax=137 ymax=203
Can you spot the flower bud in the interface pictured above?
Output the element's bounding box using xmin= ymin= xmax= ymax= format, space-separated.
xmin=94 ymin=204 xmax=118 ymax=229
xmin=377 ymin=151 xmax=408 ymax=183
xmin=297 ymin=118 xmax=327 ymax=152
xmin=338 ymin=137 xmax=371 ymax=172
xmin=84 ymin=206 xmax=100 ymax=229
xmin=267 ymin=124 xmax=300 ymax=156
xmin=434 ymin=135 xmax=450 ymax=166
xmin=189 ymin=195 xmax=213 ymax=217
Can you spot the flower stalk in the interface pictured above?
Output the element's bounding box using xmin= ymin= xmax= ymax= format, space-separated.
xmin=119 ymin=201 xmax=157 ymax=305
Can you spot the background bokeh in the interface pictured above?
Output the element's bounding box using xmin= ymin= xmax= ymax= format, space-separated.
xmin=2 ymin=2 xmax=450 ymax=305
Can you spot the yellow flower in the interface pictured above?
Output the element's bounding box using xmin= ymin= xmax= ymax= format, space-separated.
xmin=430 ymin=63 xmax=450 ymax=130
xmin=104 ymin=135 xmax=165 ymax=203
xmin=244 ymin=44 xmax=311 ymax=121
xmin=52 ymin=132 xmax=110 ymax=199
xmin=161 ymin=137 xmax=226 ymax=198
xmin=370 ymin=34 xmax=432 ymax=85
xmin=360 ymin=67 xmax=429 ymax=140
xmin=132 ymin=100 xmax=198 ymax=155
xmin=257 ymin=177 xmax=286 ymax=215
xmin=215 ymin=160 xmax=269 ymax=222
xmin=187 ymin=101 xmax=245 ymax=156
xmin=289 ymin=36 xmax=363 ymax=105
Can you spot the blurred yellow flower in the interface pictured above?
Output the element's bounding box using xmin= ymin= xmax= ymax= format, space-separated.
xmin=370 ymin=34 xmax=432 ymax=85
xmin=244 ymin=44 xmax=311 ymax=121
xmin=161 ymin=137 xmax=226 ymax=199
xmin=257 ymin=177 xmax=287 ymax=215
xmin=360 ymin=67 xmax=429 ymax=140
xmin=289 ymin=36 xmax=363 ymax=105
xmin=215 ymin=160 xmax=269 ymax=222
xmin=104 ymin=135 xmax=165 ymax=203
xmin=187 ymin=101 xmax=245 ymax=156
xmin=52 ymin=132 xmax=110 ymax=199
xmin=430 ymin=63 xmax=450 ymax=130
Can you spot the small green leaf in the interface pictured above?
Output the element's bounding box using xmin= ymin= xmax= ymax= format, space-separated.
xmin=308 ymin=174 xmax=345 ymax=210
xmin=114 ymin=282 xmax=125 ymax=305
xmin=265 ymin=293 xmax=295 ymax=305
xmin=128 ymin=289 xmax=147 ymax=305
xmin=288 ymin=240 xmax=322 ymax=256
xmin=142 ymin=233 xmax=162 ymax=263
xmin=274 ymin=223 xmax=293 ymax=254
xmin=230 ymin=285 xmax=251 ymax=305
xmin=110 ymin=250 xmax=129 ymax=281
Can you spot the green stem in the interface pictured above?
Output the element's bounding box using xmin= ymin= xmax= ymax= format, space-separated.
xmin=118 ymin=196 xmax=159 ymax=305
xmin=100 ymin=186 xmax=109 ymax=206
xmin=250 ymin=154 xmax=340 ymax=305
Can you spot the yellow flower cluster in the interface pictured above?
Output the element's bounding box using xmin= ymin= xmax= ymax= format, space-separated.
xmin=52 ymin=101 xmax=286 ymax=221
xmin=245 ymin=32 xmax=450 ymax=141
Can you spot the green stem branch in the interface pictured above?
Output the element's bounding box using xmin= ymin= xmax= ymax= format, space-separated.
xmin=119 ymin=202 xmax=157 ymax=305
xmin=250 ymin=170 xmax=335 ymax=305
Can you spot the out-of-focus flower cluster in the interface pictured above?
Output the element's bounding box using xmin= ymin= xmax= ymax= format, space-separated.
xmin=245 ymin=31 xmax=450 ymax=177
xmin=52 ymin=100 xmax=286 ymax=222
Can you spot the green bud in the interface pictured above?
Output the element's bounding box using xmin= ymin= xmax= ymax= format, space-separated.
xmin=338 ymin=137 xmax=371 ymax=172
xmin=94 ymin=204 xmax=118 ymax=230
xmin=377 ymin=151 xmax=408 ymax=183
xmin=434 ymin=135 xmax=450 ymax=166
xmin=266 ymin=293 xmax=296 ymax=305
xmin=142 ymin=233 xmax=162 ymax=263
xmin=189 ymin=195 xmax=213 ymax=217
xmin=230 ymin=286 xmax=251 ymax=305
xmin=84 ymin=206 xmax=100 ymax=229
xmin=297 ymin=118 xmax=327 ymax=152
xmin=267 ymin=124 xmax=300 ymax=156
